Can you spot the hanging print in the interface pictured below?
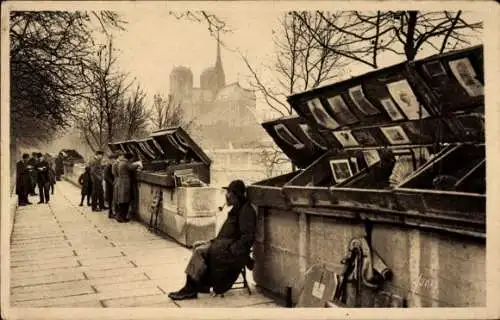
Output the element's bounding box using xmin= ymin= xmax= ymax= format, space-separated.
xmin=448 ymin=57 xmax=484 ymax=97
xmin=306 ymin=98 xmax=340 ymax=130
xmin=386 ymin=79 xmax=430 ymax=120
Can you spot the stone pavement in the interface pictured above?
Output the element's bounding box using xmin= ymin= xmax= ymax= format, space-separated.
xmin=10 ymin=180 xmax=281 ymax=308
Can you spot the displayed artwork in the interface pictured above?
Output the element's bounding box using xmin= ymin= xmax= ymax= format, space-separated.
xmin=448 ymin=57 xmax=484 ymax=97
xmin=422 ymin=60 xmax=447 ymax=78
xmin=350 ymin=157 xmax=360 ymax=173
xmin=274 ymin=124 xmax=305 ymax=149
xmin=380 ymin=126 xmax=412 ymax=145
xmin=380 ymin=98 xmax=405 ymax=121
xmin=389 ymin=155 xmax=416 ymax=187
xmin=348 ymin=85 xmax=380 ymax=116
xmin=139 ymin=141 xmax=157 ymax=159
xmin=362 ymin=149 xmax=381 ymax=167
xmin=151 ymin=139 xmax=165 ymax=155
xmin=352 ymin=130 xmax=378 ymax=146
xmin=329 ymin=159 xmax=354 ymax=183
xmin=306 ymin=98 xmax=340 ymax=129
xmin=299 ymin=124 xmax=327 ymax=150
xmin=175 ymin=132 xmax=190 ymax=148
xmin=386 ymin=79 xmax=430 ymax=120
xmin=326 ymin=95 xmax=358 ymax=124
xmin=167 ymin=135 xmax=188 ymax=153
xmin=333 ymin=130 xmax=360 ymax=147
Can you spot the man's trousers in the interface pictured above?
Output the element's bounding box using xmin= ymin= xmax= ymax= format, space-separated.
xmin=185 ymin=242 xmax=210 ymax=282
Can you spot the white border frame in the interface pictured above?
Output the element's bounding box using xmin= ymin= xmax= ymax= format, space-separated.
xmin=381 ymin=125 xmax=412 ymax=145
xmin=274 ymin=123 xmax=305 ymax=149
xmin=348 ymin=85 xmax=380 ymax=116
xmin=306 ymin=98 xmax=340 ymax=130
xmin=329 ymin=158 xmax=354 ymax=183
xmin=333 ymin=130 xmax=360 ymax=147
xmin=386 ymin=79 xmax=431 ymax=120
xmin=449 ymin=57 xmax=484 ymax=97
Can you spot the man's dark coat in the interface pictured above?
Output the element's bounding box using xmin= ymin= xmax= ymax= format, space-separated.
xmin=16 ymin=160 xmax=32 ymax=196
xmin=204 ymin=200 xmax=257 ymax=294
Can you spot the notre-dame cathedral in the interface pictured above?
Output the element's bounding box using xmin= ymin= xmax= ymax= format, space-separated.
xmin=168 ymin=38 xmax=267 ymax=149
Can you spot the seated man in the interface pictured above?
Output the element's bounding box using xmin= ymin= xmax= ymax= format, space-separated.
xmin=168 ymin=179 xmax=257 ymax=300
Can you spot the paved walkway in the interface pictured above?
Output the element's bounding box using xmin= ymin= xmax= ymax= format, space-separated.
xmin=10 ymin=180 xmax=280 ymax=308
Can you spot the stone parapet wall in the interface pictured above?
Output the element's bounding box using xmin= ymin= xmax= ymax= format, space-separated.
xmin=252 ymin=207 xmax=486 ymax=307
xmin=136 ymin=182 xmax=226 ymax=247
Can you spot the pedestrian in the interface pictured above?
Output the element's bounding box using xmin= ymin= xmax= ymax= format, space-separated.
xmin=104 ymin=153 xmax=118 ymax=219
xmin=55 ymin=153 xmax=64 ymax=181
xmin=113 ymin=152 xmax=142 ymax=223
xmin=48 ymin=159 xmax=56 ymax=195
xmin=78 ymin=166 xmax=93 ymax=206
xmin=35 ymin=153 xmax=50 ymax=204
xmin=89 ymin=150 xmax=105 ymax=211
xmin=168 ymin=179 xmax=257 ymax=300
xmin=28 ymin=152 xmax=38 ymax=196
xmin=16 ymin=153 xmax=33 ymax=206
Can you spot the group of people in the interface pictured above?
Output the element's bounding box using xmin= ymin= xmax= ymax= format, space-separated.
xmin=78 ymin=150 xmax=142 ymax=223
xmin=16 ymin=152 xmax=58 ymax=206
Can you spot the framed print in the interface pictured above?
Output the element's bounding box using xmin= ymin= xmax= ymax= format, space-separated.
xmin=362 ymin=149 xmax=381 ymax=167
xmin=350 ymin=157 xmax=359 ymax=173
xmin=306 ymin=98 xmax=340 ymax=129
xmin=299 ymin=124 xmax=327 ymax=150
xmin=422 ymin=60 xmax=447 ymax=78
xmin=168 ymin=135 xmax=188 ymax=153
xmin=139 ymin=141 xmax=157 ymax=159
xmin=274 ymin=124 xmax=305 ymax=149
xmin=333 ymin=130 xmax=359 ymax=147
xmin=326 ymin=95 xmax=358 ymax=124
xmin=448 ymin=58 xmax=484 ymax=97
xmin=348 ymin=85 xmax=380 ymax=116
xmin=380 ymin=126 xmax=411 ymax=145
xmin=380 ymin=97 xmax=405 ymax=121
xmin=352 ymin=130 xmax=378 ymax=145
xmin=151 ymin=139 xmax=165 ymax=155
xmin=329 ymin=158 xmax=354 ymax=183
xmin=175 ymin=132 xmax=190 ymax=148
xmin=386 ymin=79 xmax=430 ymax=120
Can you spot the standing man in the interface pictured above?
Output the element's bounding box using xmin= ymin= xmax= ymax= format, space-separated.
xmin=28 ymin=152 xmax=38 ymax=196
xmin=35 ymin=153 xmax=50 ymax=204
xmin=104 ymin=153 xmax=118 ymax=219
xmin=16 ymin=153 xmax=32 ymax=206
xmin=90 ymin=150 xmax=105 ymax=212
xmin=113 ymin=152 xmax=142 ymax=223
xmin=55 ymin=153 xmax=64 ymax=181
xmin=168 ymin=180 xmax=256 ymax=300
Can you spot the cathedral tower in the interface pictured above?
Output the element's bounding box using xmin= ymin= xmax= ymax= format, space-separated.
xmin=200 ymin=31 xmax=226 ymax=98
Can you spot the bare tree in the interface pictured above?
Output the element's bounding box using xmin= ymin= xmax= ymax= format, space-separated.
xmin=293 ymin=11 xmax=482 ymax=69
xmin=242 ymin=12 xmax=347 ymax=118
xmin=10 ymin=11 xmax=126 ymax=147
xmin=150 ymin=93 xmax=194 ymax=130
xmin=76 ymin=36 xmax=150 ymax=151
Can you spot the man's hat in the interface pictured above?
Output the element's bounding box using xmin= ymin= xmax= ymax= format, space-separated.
xmin=223 ymin=180 xmax=246 ymax=199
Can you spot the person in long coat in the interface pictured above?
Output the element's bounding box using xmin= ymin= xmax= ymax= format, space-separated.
xmin=16 ymin=153 xmax=33 ymax=206
xmin=55 ymin=154 xmax=64 ymax=180
xmin=112 ymin=152 xmax=142 ymax=223
xmin=104 ymin=153 xmax=118 ymax=219
xmin=78 ymin=166 xmax=92 ymax=206
xmin=168 ymin=179 xmax=257 ymax=300
xmin=89 ymin=151 xmax=105 ymax=211
xmin=35 ymin=153 xmax=50 ymax=204
xmin=28 ymin=152 xmax=38 ymax=196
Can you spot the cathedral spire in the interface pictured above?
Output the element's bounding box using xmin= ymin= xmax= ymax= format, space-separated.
xmin=213 ymin=30 xmax=225 ymax=92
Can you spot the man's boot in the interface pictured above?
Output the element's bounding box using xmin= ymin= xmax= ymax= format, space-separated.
xmin=168 ymin=275 xmax=198 ymax=300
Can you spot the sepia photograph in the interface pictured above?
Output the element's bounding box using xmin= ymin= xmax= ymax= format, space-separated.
xmin=362 ymin=149 xmax=382 ymax=167
xmin=449 ymin=57 xmax=484 ymax=97
xmin=329 ymin=158 xmax=354 ymax=183
xmin=274 ymin=123 xmax=305 ymax=149
xmin=306 ymin=98 xmax=340 ymax=129
xmin=326 ymin=95 xmax=358 ymax=125
xmin=299 ymin=124 xmax=328 ymax=150
xmin=333 ymin=130 xmax=360 ymax=147
xmin=348 ymin=85 xmax=381 ymax=116
xmin=1 ymin=2 xmax=496 ymax=319
xmin=422 ymin=60 xmax=447 ymax=78
xmin=380 ymin=97 xmax=405 ymax=121
xmin=386 ymin=79 xmax=431 ymax=120
xmin=380 ymin=125 xmax=412 ymax=145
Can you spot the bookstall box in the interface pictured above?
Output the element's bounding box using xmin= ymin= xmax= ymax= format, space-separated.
xmin=247 ymin=45 xmax=486 ymax=307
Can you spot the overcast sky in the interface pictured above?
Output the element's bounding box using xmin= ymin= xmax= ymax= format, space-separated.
xmin=108 ymin=7 xmax=484 ymax=118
